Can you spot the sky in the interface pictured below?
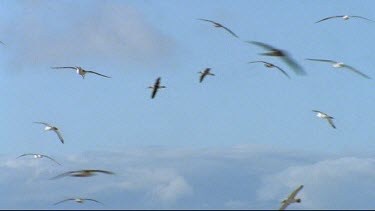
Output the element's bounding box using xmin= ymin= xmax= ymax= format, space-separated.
xmin=1 ymin=0 xmax=375 ymax=209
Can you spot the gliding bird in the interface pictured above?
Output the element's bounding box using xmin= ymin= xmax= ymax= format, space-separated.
xmin=54 ymin=198 xmax=102 ymax=205
xmin=17 ymin=153 xmax=61 ymax=165
xmin=148 ymin=77 xmax=166 ymax=99
xmin=50 ymin=169 xmax=115 ymax=179
xmin=198 ymin=18 xmax=239 ymax=38
xmin=279 ymin=185 xmax=304 ymax=210
xmin=51 ymin=66 xmax=111 ymax=79
xmin=33 ymin=122 xmax=64 ymax=144
xmin=198 ymin=68 xmax=215 ymax=83
xmin=248 ymin=61 xmax=290 ymax=79
xmin=315 ymin=15 xmax=374 ymax=23
xmin=312 ymin=110 xmax=336 ymax=129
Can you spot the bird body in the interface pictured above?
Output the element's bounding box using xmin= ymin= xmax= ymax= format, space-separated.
xmin=279 ymin=185 xmax=304 ymax=210
xmin=248 ymin=61 xmax=290 ymax=79
xmin=51 ymin=66 xmax=111 ymax=79
xmin=315 ymin=15 xmax=374 ymax=23
xmin=198 ymin=68 xmax=215 ymax=83
xmin=50 ymin=169 xmax=114 ymax=179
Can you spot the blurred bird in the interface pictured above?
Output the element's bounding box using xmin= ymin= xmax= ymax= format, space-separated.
xmin=306 ymin=58 xmax=371 ymax=79
xmin=248 ymin=61 xmax=290 ymax=79
xmin=248 ymin=41 xmax=306 ymax=75
xmin=279 ymin=185 xmax=304 ymax=210
xmin=148 ymin=77 xmax=166 ymax=99
xmin=312 ymin=110 xmax=336 ymax=129
xmin=33 ymin=122 xmax=64 ymax=144
xmin=198 ymin=18 xmax=239 ymax=38
xmin=198 ymin=68 xmax=215 ymax=83
xmin=51 ymin=66 xmax=111 ymax=79
xmin=17 ymin=153 xmax=61 ymax=166
xmin=54 ymin=198 xmax=102 ymax=205
xmin=50 ymin=169 xmax=114 ymax=179
xmin=315 ymin=15 xmax=374 ymax=23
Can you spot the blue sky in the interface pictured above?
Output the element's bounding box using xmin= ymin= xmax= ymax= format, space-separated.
xmin=1 ymin=0 xmax=375 ymax=209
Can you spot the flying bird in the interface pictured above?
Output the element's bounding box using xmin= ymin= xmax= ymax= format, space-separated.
xmin=54 ymin=198 xmax=102 ymax=205
xmin=248 ymin=41 xmax=306 ymax=75
xmin=198 ymin=18 xmax=239 ymax=38
xmin=51 ymin=66 xmax=111 ymax=79
xmin=248 ymin=61 xmax=290 ymax=79
xmin=17 ymin=153 xmax=61 ymax=165
xmin=312 ymin=110 xmax=336 ymax=129
xmin=148 ymin=77 xmax=166 ymax=99
xmin=279 ymin=185 xmax=304 ymax=210
xmin=315 ymin=15 xmax=374 ymax=23
xmin=306 ymin=58 xmax=371 ymax=79
xmin=33 ymin=122 xmax=64 ymax=144
xmin=198 ymin=68 xmax=215 ymax=83
xmin=50 ymin=169 xmax=114 ymax=179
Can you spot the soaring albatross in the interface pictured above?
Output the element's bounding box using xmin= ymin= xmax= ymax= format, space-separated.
xmin=34 ymin=122 xmax=64 ymax=144
xmin=279 ymin=185 xmax=304 ymax=210
xmin=51 ymin=66 xmax=111 ymax=79
xmin=315 ymin=15 xmax=374 ymax=23
xmin=198 ymin=18 xmax=239 ymax=38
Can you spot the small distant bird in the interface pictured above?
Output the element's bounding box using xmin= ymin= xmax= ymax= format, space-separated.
xmin=248 ymin=61 xmax=290 ymax=79
xmin=306 ymin=58 xmax=371 ymax=79
xmin=33 ymin=122 xmax=64 ymax=144
xmin=54 ymin=198 xmax=102 ymax=205
xmin=315 ymin=15 xmax=374 ymax=23
xmin=312 ymin=110 xmax=336 ymax=129
xmin=248 ymin=41 xmax=306 ymax=76
xmin=198 ymin=18 xmax=239 ymax=38
xmin=279 ymin=185 xmax=304 ymax=210
xmin=50 ymin=169 xmax=114 ymax=179
xmin=51 ymin=66 xmax=111 ymax=79
xmin=198 ymin=68 xmax=215 ymax=83
xmin=17 ymin=153 xmax=61 ymax=165
xmin=148 ymin=77 xmax=166 ymax=99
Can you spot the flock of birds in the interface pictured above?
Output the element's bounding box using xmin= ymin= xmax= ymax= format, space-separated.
xmin=5 ymin=12 xmax=374 ymax=209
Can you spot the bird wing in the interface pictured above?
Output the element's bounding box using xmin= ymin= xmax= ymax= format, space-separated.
xmin=51 ymin=66 xmax=77 ymax=70
xmin=198 ymin=18 xmax=220 ymax=25
xmin=279 ymin=201 xmax=290 ymax=210
xmin=85 ymin=71 xmax=111 ymax=78
xmin=312 ymin=110 xmax=323 ymax=114
xmin=248 ymin=41 xmax=278 ymax=51
xmin=54 ymin=198 xmax=74 ymax=205
xmin=33 ymin=122 xmax=52 ymax=127
xmin=281 ymin=55 xmax=306 ymax=75
xmin=327 ymin=118 xmax=336 ymax=129
xmin=351 ymin=16 xmax=375 ymax=22
xmin=199 ymin=73 xmax=206 ymax=83
xmin=53 ymin=130 xmax=64 ymax=144
xmin=315 ymin=16 xmax=344 ymax=23
xmin=198 ymin=18 xmax=238 ymax=38
xmin=90 ymin=170 xmax=115 ymax=175
xmin=248 ymin=61 xmax=267 ymax=64
xmin=272 ymin=64 xmax=291 ymax=79
xmin=342 ymin=64 xmax=371 ymax=79
xmin=220 ymin=25 xmax=239 ymax=38
xmin=305 ymin=58 xmax=336 ymax=64
xmin=50 ymin=171 xmax=75 ymax=180
xmin=84 ymin=199 xmax=103 ymax=204
xmin=0 ymin=41 xmax=5 ymax=45
xmin=287 ymin=185 xmax=304 ymax=200
xmin=16 ymin=153 xmax=35 ymax=159
xmin=151 ymin=86 xmax=158 ymax=99
xmin=43 ymin=155 xmax=62 ymax=166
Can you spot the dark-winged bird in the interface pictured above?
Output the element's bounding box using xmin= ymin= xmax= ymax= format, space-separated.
xmin=312 ymin=110 xmax=336 ymax=129
xmin=54 ymin=198 xmax=103 ymax=205
xmin=33 ymin=122 xmax=64 ymax=144
xmin=148 ymin=77 xmax=166 ymax=99
xmin=17 ymin=153 xmax=61 ymax=166
xmin=51 ymin=66 xmax=111 ymax=79
xmin=248 ymin=41 xmax=306 ymax=76
xmin=50 ymin=169 xmax=114 ymax=179
xmin=198 ymin=68 xmax=215 ymax=83
xmin=315 ymin=15 xmax=374 ymax=23
xmin=248 ymin=61 xmax=290 ymax=79
xmin=198 ymin=18 xmax=239 ymax=38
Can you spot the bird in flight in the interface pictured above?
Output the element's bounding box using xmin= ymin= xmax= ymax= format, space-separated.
xmin=312 ymin=110 xmax=336 ymax=129
xmin=33 ymin=122 xmax=64 ymax=144
xmin=279 ymin=185 xmax=304 ymax=210
xmin=315 ymin=15 xmax=374 ymax=23
xmin=17 ymin=153 xmax=61 ymax=165
xmin=248 ymin=41 xmax=306 ymax=76
xmin=51 ymin=66 xmax=111 ymax=79
xmin=50 ymin=169 xmax=115 ymax=179
xmin=198 ymin=68 xmax=215 ymax=83
xmin=148 ymin=77 xmax=166 ymax=99
xmin=54 ymin=198 xmax=102 ymax=205
xmin=248 ymin=61 xmax=290 ymax=79
xmin=305 ymin=58 xmax=371 ymax=79
xmin=198 ymin=18 xmax=239 ymax=38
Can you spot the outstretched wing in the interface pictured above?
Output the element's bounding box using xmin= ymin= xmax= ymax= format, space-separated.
xmin=343 ymin=64 xmax=371 ymax=79
xmin=305 ymin=58 xmax=336 ymax=64
xmin=315 ymin=15 xmax=344 ymax=23
xmin=90 ymin=170 xmax=115 ymax=175
xmin=281 ymin=55 xmax=306 ymax=75
xmin=50 ymin=171 xmax=75 ymax=180
xmin=287 ymin=185 xmax=304 ymax=200
xmin=271 ymin=63 xmax=291 ymax=79
xmin=85 ymin=71 xmax=111 ymax=78
xmin=43 ymin=155 xmax=62 ymax=166
xmin=54 ymin=198 xmax=75 ymax=205
xmin=53 ymin=130 xmax=64 ymax=144
xmin=51 ymin=66 xmax=77 ymax=70
xmin=220 ymin=25 xmax=239 ymax=38
xmin=199 ymin=73 xmax=206 ymax=83
xmin=33 ymin=122 xmax=52 ymax=127
xmin=247 ymin=41 xmax=278 ymax=51
xmin=327 ymin=118 xmax=336 ymax=129
xmin=351 ymin=16 xmax=375 ymax=22
xmin=198 ymin=18 xmax=238 ymax=38
xmin=198 ymin=18 xmax=220 ymax=25
xmin=84 ymin=199 xmax=103 ymax=204
xmin=16 ymin=153 xmax=35 ymax=159
xmin=279 ymin=201 xmax=290 ymax=210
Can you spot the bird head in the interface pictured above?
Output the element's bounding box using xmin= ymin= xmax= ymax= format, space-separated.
xmin=295 ymin=198 xmax=301 ymax=203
